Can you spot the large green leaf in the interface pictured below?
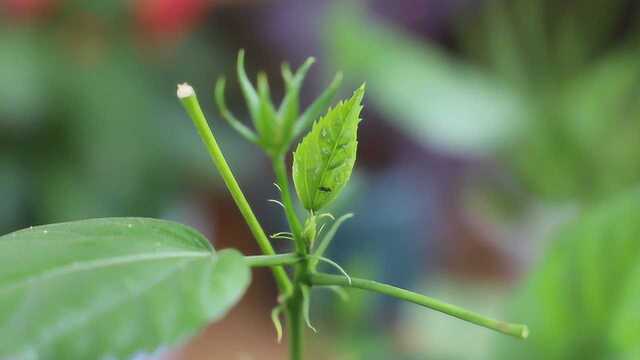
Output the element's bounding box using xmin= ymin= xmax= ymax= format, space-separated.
xmin=0 ymin=218 xmax=250 ymax=359
xmin=292 ymin=85 xmax=364 ymax=212
xmin=496 ymin=189 xmax=640 ymax=359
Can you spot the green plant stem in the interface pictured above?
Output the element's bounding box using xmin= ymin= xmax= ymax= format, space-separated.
xmin=272 ymin=154 xmax=308 ymax=360
xmin=309 ymin=273 xmax=529 ymax=339
xmin=272 ymin=154 xmax=305 ymax=253
xmin=286 ymin=265 xmax=307 ymax=360
xmin=286 ymin=289 xmax=304 ymax=360
xmin=245 ymin=253 xmax=300 ymax=267
xmin=179 ymin=90 xmax=292 ymax=295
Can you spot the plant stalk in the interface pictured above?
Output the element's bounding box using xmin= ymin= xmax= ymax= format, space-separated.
xmin=178 ymin=84 xmax=292 ymax=295
xmin=286 ymin=288 xmax=304 ymax=360
xmin=272 ymin=154 xmax=305 ymax=253
xmin=245 ymin=253 xmax=300 ymax=267
xmin=272 ymin=154 xmax=308 ymax=360
xmin=309 ymin=273 xmax=529 ymax=339
xmin=286 ymin=261 xmax=309 ymax=360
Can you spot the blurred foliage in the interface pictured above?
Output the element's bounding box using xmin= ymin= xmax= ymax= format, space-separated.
xmin=495 ymin=189 xmax=640 ymax=359
xmin=318 ymin=258 xmax=398 ymax=360
xmin=463 ymin=0 xmax=640 ymax=203
xmin=400 ymin=277 xmax=511 ymax=360
xmin=325 ymin=1 xmax=527 ymax=157
xmin=325 ymin=0 xmax=640 ymax=203
xmin=0 ymin=1 xmax=243 ymax=233
xmin=1 ymin=0 xmax=639 ymax=358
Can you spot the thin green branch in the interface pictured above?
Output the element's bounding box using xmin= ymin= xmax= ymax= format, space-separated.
xmin=245 ymin=253 xmax=300 ymax=267
xmin=178 ymin=84 xmax=292 ymax=295
xmin=309 ymin=273 xmax=529 ymax=339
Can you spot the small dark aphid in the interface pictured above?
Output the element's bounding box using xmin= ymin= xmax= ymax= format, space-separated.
xmin=318 ymin=186 xmax=332 ymax=193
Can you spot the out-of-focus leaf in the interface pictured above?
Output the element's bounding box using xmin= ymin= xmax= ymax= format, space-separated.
xmin=511 ymin=50 xmax=640 ymax=202
xmin=496 ymin=189 xmax=640 ymax=359
xmin=324 ymin=2 xmax=527 ymax=156
xmin=458 ymin=0 xmax=626 ymax=84
xmin=0 ymin=218 xmax=250 ymax=360
xmin=0 ymin=160 xmax=28 ymax=231
xmin=400 ymin=276 xmax=511 ymax=360
xmin=0 ymin=29 xmax=51 ymax=128
xmin=609 ymin=265 xmax=640 ymax=359
xmin=293 ymin=86 xmax=364 ymax=212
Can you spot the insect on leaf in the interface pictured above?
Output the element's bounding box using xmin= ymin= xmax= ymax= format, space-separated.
xmin=0 ymin=218 xmax=250 ymax=360
xmin=292 ymin=85 xmax=365 ymax=211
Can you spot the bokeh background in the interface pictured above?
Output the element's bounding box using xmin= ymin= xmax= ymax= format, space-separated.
xmin=2 ymin=0 xmax=640 ymax=359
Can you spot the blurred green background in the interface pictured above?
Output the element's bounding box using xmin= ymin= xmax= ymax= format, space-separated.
xmin=1 ymin=0 xmax=639 ymax=359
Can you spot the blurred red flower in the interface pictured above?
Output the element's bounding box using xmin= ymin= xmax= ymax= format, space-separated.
xmin=135 ymin=0 xmax=208 ymax=41
xmin=2 ymin=0 xmax=58 ymax=20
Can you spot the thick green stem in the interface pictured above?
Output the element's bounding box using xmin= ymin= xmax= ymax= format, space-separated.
xmin=286 ymin=262 xmax=308 ymax=360
xmin=272 ymin=154 xmax=305 ymax=253
xmin=272 ymin=154 xmax=308 ymax=360
xmin=286 ymin=290 xmax=304 ymax=360
xmin=245 ymin=253 xmax=300 ymax=267
xmin=309 ymin=273 xmax=529 ymax=339
xmin=179 ymin=85 xmax=292 ymax=295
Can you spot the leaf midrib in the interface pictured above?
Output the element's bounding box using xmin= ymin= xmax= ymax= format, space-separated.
xmin=310 ymin=106 xmax=352 ymax=209
xmin=8 ymin=258 xmax=201 ymax=358
xmin=0 ymin=251 xmax=211 ymax=295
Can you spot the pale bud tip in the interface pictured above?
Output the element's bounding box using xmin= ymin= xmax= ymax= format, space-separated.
xmin=176 ymin=83 xmax=195 ymax=99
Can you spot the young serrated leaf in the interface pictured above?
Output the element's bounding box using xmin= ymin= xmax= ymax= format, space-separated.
xmin=292 ymin=85 xmax=364 ymax=211
xmin=0 ymin=218 xmax=250 ymax=360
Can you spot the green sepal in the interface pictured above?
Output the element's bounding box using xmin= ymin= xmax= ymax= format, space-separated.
xmin=256 ymin=72 xmax=279 ymax=150
xmin=236 ymin=50 xmax=260 ymax=123
xmin=278 ymin=58 xmax=315 ymax=147
xmin=214 ymin=77 xmax=259 ymax=143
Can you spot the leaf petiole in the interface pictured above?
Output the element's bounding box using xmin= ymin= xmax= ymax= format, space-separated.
xmin=244 ymin=253 xmax=301 ymax=267
xmin=309 ymin=273 xmax=529 ymax=339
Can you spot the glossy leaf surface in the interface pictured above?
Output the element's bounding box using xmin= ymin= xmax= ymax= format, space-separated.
xmin=292 ymin=86 xmax=364 ymax=212
xmin=0 ymin=218 xmax=250 ymax=360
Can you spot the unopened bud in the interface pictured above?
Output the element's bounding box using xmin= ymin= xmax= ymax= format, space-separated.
xmin=176 ymin=83 xmax=195 ymax=99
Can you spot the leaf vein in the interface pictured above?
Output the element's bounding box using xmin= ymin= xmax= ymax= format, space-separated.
xmin=0 ymin=251 xmax=211 ymax=295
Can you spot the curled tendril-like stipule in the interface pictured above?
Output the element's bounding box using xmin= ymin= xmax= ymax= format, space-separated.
xmin=308 ymin=256 xmax=351 ymax=285
xmin=273 ymin=182 xmax=282 ymax=192
xmin=301 ymin=285 xmax=317 ymax=333
xmin=271 ymin=305 xmax=285 ymax=342
xmin=317 ymin=213 xmax=335 ymax=221
xmin=267 ymin=199 xmax=286 ymax=210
